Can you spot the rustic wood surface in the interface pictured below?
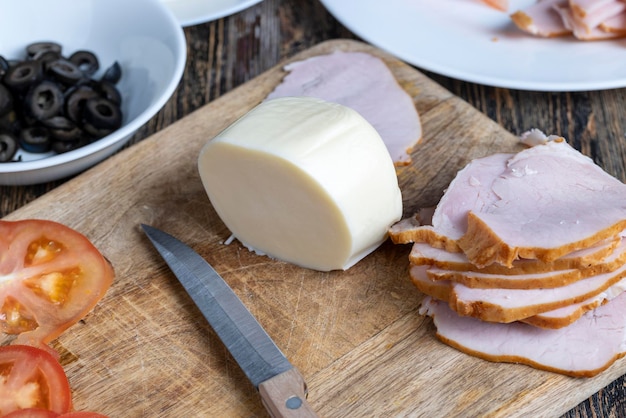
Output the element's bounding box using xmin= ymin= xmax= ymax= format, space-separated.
xmin=1 ymin=1 xmax=625 ymax=417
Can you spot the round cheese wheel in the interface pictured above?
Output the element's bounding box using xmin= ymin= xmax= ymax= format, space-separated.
xmin=198 ymin=97 xmax=402 ymax=271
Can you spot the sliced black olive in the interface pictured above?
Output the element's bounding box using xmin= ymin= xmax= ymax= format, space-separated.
xmin=0 ymin=110 xmax=20 ymax=135
xmin=69 ymin=50 xmax=99 ymax=76
xmin=26 ymin=41 xmax=62 ymax=59
xmin=47 ymin=58 xmax=84 ymax=86
xmin=96 ymin=81 xmax=122 ymax=106
xmin=24 ymin=81 xmax=64 ymax=121
xmin=64 ymin=84 xmax=99 ymax=123
xmin=0 ymin=83 xmax=13 ymax=116
xmin=82 ymin=121 xmax=114 ymax=139
xmin=52 ymin=139 xmax=85 ymax=154
xmin=42 ymin=116 xmax=83 ymax=142
xmin=42 ymin=115 xmax=74 ymax=130
xmin=33 ymin=49 xmax=62 ymax=68
xmin=0 ymin=55 xmax=9 ymax=80
xmin=19 ymin=126 xmax=51 ymax=153
xmin=0 ymin=132 xmax=18 ymax=162
xmin=101 ymin=61 xmax=122 ymax=84
xmin=83 ymin=97 xmax=122 ymax=130
xmin=3 ymin=61 xmax=43 ymax=93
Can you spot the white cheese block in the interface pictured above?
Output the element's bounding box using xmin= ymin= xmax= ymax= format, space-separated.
xmin=197 ymin=97 xmax=403 ymax=271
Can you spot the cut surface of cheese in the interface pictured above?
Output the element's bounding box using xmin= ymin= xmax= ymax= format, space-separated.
xmin=198 ymin=97 xmax=402 ymax=271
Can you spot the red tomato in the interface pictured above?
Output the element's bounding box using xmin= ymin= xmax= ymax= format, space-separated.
xmin=3 ymin=408 xmax=60 ymax=417
xmin=0 ymin=345 xmax=71 ymax=416
xmin=0 ymin=220 xmax=114 ymax=350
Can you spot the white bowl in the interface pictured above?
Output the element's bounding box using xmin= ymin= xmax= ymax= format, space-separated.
xmin=0 ymin=0 xmax=186 ymax=185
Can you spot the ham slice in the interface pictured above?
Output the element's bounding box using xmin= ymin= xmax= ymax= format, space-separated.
xmin=409 ymin=236 xmax=620 ymax=275
xmin=411 ymin=263 xmax=626 ymax=323
xmin=419 ymin=293 xmax=626 ymax=377
xmin=510 ymin=0 xmax=626 ymax=40
xmin=510 ymin=0 xmax=571 ymax=37
xmin=459 ymin=140 xmax=626 ymax=267
xmin=266 ymin=51 xmax=422 ymax=166
xmin=426 ymin=239 xmax=626 ymax=289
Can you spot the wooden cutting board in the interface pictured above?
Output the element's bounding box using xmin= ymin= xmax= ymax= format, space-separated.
xmin=4 ymin=39 xmax=624 ymax=417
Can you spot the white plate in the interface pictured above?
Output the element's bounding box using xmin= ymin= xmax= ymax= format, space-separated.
xmin=319 ymin=0 xmax=626 ymax=91
xmin=162 ymin=0 xmax=263 ymax=27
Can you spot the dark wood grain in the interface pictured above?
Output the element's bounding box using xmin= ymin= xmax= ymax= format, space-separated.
xmin=1 ymin=0 xmax=624 ymax=416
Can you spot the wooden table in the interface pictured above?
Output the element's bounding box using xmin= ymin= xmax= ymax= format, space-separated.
xmin=1 ymin=1 xmax=624 ymax=416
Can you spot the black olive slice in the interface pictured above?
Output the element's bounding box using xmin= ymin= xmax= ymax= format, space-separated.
xmin=26 ymin=41 xmax=62 ymax=59
xmin=47 ymin=58 xmax=84 ymax=86
xmin=69 ymin=50 xmax=99 ymax=76
xmin=42 ymin=115 xmax=74 ymax=130
xmin=64 ymin=85 xmax=99 ymax=123
xmin=0 ymin=55 xmax=9 ymax=79
xmin=0 ymin=132 xmax=18 ymax=162
xmin=0 ymin=110 xmax=19 ymax=135
xmin=96 ymin=81 xmax=122 ymax=106
xmin=101 ymin=61 xmax=122 ymax=84
xmin=52 ymin=139 xmax=85 ymax=154
xmin=3 ymin=61 xmax=43 ymax=93
xmin=19 ymin=126 xmax=51 ymax=153
xmin=82 ymin=121 xmax=114 ymax=139
xmin=83 ymin=97 xmax=122 ymax=130
xmin=24 ymin=81 xmax=64 ymax=121
xmin=0 ymin=84 xmax=13 ymax=116
xmin=33 ymin=49 xmax=62 ymax=68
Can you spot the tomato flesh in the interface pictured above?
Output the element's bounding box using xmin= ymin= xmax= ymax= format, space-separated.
xmin=0 ymin=220 xmax=114 ymax=349
xmin=0 ymin=345 xmax=71 ymax=416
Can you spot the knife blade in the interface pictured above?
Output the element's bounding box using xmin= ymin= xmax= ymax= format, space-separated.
xmin=141 ymin=224 xmax=318 ymax=418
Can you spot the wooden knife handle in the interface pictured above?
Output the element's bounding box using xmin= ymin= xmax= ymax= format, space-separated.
xmin=258 ymin=368 xmax=319 ymax=418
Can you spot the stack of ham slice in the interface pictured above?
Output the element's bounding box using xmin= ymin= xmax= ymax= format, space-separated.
xmin=510 ymin=0 xmax=626 ymax=40
xmin=390 ymin=136 xmax=626 ymax=377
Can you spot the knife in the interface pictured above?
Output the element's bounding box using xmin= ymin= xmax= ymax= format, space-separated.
xmin=141 ymin=224 xmax=318 ymax=418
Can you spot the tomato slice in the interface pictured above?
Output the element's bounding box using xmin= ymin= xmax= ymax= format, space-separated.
xmin=3 ymin=408 xmax=61 ymax=417
xmin=0 ymin=220 xmax=114 ymax=349
xmin=0 ymin=345 xmax=72 ymax=416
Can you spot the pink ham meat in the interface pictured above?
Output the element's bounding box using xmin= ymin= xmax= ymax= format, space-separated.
xmin=266 ymin=51 xmax=422 ymax=165
xmin=510 ymin=0 xmax=571 ymax=37
xmin=409 ymin=235 xmax=620 ymax=275
xmin=391 ymin=139 xmax=626 ymax=268
xmin=411 ymin=262 xmax=626 ymax=323
xmin=459 ymin=140 xmax=626 ymax=267
xmin=391 ymin=134 xmax=626 ymax=375
xmin=419 ymin=294 xmax=626 ymax=377
xmin=511 ymin=0 xmax=626 ymax=40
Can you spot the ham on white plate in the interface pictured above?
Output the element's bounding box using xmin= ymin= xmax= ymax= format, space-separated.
xmin=510 ymin=0 xmax=626 ymax=40
xmin=391 ymin=132 xmax=626 ymax=376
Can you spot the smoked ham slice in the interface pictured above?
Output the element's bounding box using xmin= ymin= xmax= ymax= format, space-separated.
xmin=266 ymin=51 xmax=422 ymax=165
xmin=392 ymin=134 xmax=626 ymax=375
xmin=411 ymin=262 xmax=626 ymax=323
xmin=419 ymin=294 xmax=626 ymax=377
xmin=510 ymin=0 xmax=626 ymax=40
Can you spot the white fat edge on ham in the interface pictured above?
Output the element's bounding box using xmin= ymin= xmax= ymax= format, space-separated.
xmin=265 ymin=51 xmax=422 ymax=166
xmin=419 ymin=293 xmax=626 ymax=377
xmin=410 ymin=262 xmax=626 ymax=323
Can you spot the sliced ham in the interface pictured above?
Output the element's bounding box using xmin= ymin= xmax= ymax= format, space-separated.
xmin=419 ymin=293 xmax=626 ymax=377
xmin=458 ymin=140 xmax=626 ymax=267
xmin=426 ymin=239 xmax=626 ymax=289
xmin=482 ymin=0 xmax=509 ymax=12
xmin=510 ymin=0 xmax=571 ymax=37
xmin=510 ymin=0 xmax=626 ymax=40
xmin=411 ymin=263 xmax=626 ymax=323
xmin=600 ymin=11 xmax=626 ymax=34
xmin=524 ymin=276 xmax=626 ymax=328
xmin=266 ymin=51 xmax=422 ymax=166
xmin=409 ymin=236 xmax=620 ymax=275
